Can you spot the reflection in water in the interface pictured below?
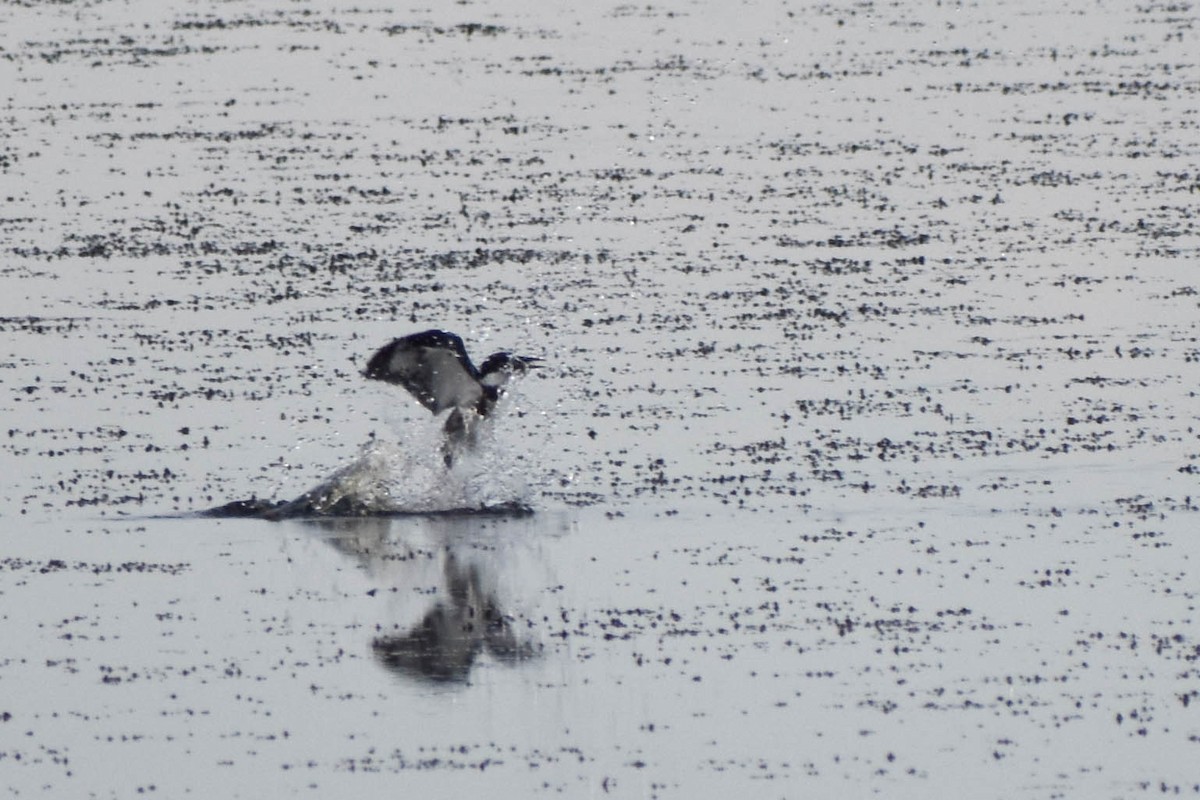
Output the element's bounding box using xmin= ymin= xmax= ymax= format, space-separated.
xmin=299 ymin=512 xmax=563 ymax=686
xmin=372 ymin=549 xmax=537 ymax=683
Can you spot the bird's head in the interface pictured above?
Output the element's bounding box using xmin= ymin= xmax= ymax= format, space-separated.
xmin=478 ymin=352 xmax=543 ymax=388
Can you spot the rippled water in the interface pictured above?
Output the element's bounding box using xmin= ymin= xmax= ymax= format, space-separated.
xmin=2 ymin=0 xmax=1198 ymax=796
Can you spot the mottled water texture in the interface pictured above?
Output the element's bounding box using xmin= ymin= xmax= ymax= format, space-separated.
xmin=2 ymin=0 xmax=1199 ymax=796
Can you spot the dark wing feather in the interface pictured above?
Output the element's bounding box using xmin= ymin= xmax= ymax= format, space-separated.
xmin=365 ymin=330 xmax=483 ymax=414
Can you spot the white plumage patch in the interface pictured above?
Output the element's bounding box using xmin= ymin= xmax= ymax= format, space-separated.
xmin=365 ymin=331 xmax=485 ymax=414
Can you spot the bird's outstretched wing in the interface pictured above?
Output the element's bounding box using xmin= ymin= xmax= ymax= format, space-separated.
xmin=364 ymin=330 xmax=484 ymax=414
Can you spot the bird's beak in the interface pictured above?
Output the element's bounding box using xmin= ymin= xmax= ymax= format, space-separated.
xmin=520 ymin=357 xmax=544 ymax=370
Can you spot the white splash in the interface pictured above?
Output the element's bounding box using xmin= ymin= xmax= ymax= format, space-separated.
xmin=281 ymin=414 xmax=531 ymax=516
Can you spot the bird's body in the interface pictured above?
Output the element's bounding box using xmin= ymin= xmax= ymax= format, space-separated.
xmin=364 ymin=329 xmax=540 ymax=466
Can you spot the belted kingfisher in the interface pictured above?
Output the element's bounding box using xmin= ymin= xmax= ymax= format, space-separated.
xmin=364 ymin=329 xmax=541 ymax=466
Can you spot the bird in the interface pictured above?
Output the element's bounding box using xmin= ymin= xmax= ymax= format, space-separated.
xmin=364 ymin=329 xmax=541 ymax=466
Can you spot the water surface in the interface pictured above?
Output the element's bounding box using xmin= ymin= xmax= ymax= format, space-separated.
xmin=2 ymin=0 xmax=1198 ymax=796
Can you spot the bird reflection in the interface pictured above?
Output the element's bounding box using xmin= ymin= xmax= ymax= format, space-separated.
xmin=372 ymin=549 xmax=537 ymax=684
xmin=298 ymin=513 xmax=546 ymax=686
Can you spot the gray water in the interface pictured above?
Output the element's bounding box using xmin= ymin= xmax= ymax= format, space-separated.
xmin=2 ymin=0 xmax=1198 ymax=797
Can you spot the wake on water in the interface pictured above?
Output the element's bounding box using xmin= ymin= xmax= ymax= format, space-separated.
xmin=203 ymin=416 xmax=535 ymax=520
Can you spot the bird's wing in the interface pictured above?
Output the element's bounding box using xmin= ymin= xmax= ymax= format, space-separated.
xmin=365 ymin=330 xmax=483 ymax=414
